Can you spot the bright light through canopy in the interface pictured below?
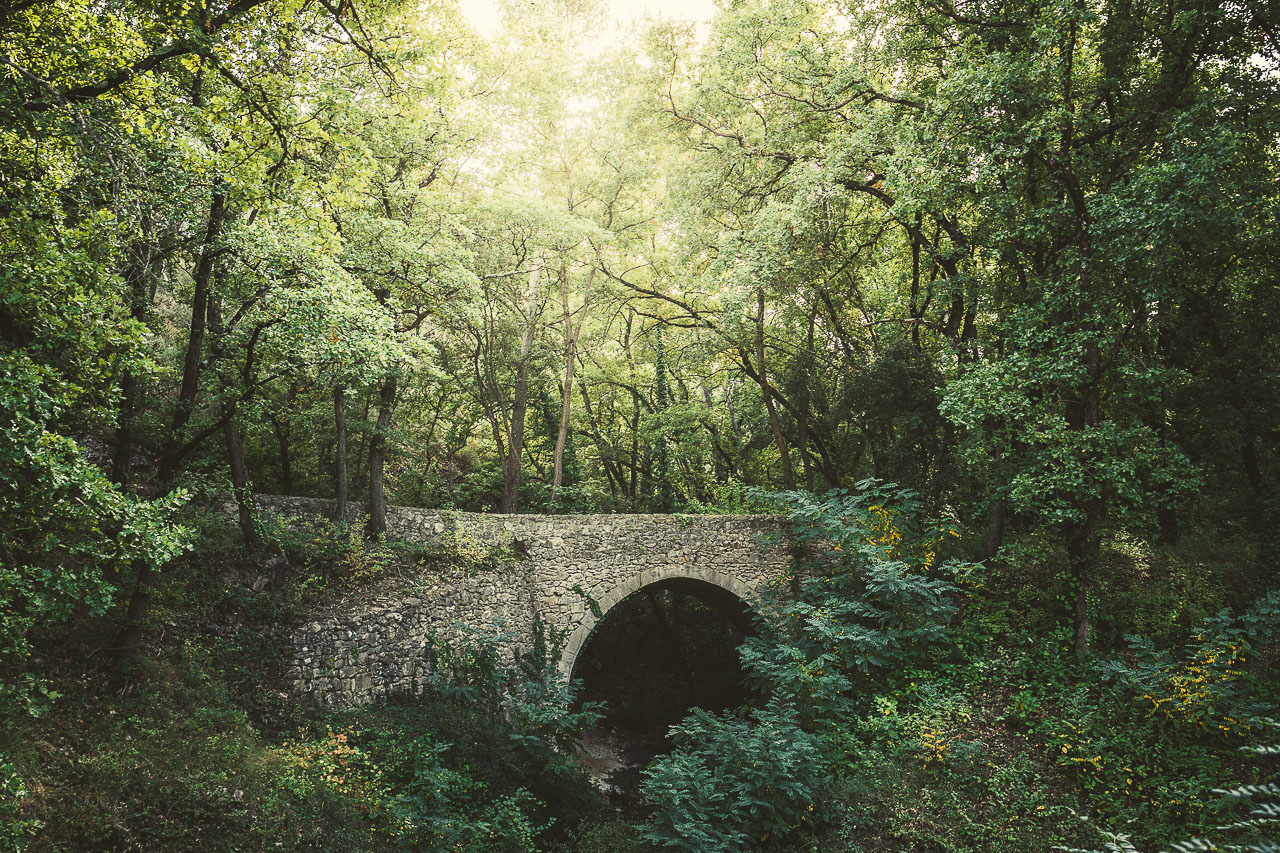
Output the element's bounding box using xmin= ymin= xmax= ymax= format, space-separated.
xmin=457 ymin=0 xmax=718 ymax=41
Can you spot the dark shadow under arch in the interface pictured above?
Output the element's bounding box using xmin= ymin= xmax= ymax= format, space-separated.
xmin=565 ymin=576 xmax=754 ymax=685
xmin=566 ymin=575 xmax=759 ymax=777
xmin=558 ymin=567 xmax=762 ymax=682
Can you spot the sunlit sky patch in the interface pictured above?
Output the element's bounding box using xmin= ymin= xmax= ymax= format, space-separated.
xmin=457 ymin=0 xmax=718 ymax=45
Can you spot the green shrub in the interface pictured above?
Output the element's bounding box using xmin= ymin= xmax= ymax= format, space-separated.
xmin=0 ymin=762 xmax=38 ymax=852
xmin=1058 ymin=721 xmax=1280 ymax=853
xmin=744 ymin=485 xmax=968 ymax=720
xmin=642 ymin=483 xmax=970 ymax=851
xmin=0 ymin=355 xmax=191 ymax=723
xmin=643 ymin=703 xmax=827 ymax=851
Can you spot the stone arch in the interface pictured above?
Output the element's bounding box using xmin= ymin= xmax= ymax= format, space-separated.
xmin=557 ymin=565 xmax=761 ymax=681
xmin=283 ymin=500 xmax=793 ymax=705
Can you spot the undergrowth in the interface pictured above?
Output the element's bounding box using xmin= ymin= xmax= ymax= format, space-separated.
xmin=3 ymin=489 xmax=1277 ymax=851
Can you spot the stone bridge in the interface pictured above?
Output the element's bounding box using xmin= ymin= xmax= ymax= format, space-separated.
xmin=255 ymin=497 xmax=794 ymax=705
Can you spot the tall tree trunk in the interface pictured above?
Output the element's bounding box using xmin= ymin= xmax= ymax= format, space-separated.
xmin=333 ymin=385 xmax=348 ymax=522
xmin=352 ymin=391 xmax=372 ymax=500
xmin=366 ymin=374 xmax=397 ymax=537
xmin=628 ymin=397 xmax=641 ymax=505
xmin=797 ymin=305 xmax=817 ymax=492
xmin=157 ymin=188 xmax=226 ymax=484
xmin=653 ymin=323 xmax=674 ymax=511
xmin=551 ymin=266 xmax=589 ymax=508
xmin=111 ymin=214 xmax=159 ymax=486
xmin=726 ymin=380 xmax=744 ymax=446
xmin=271 ymin=414 xmax=293 ymax=495
xmin=499 ymin=265 xmax=540 ymax=514
xmin=1063 ymin=325 xmax=1103 ymax=659
xmin=116 ymin=189 xmax=225 ymax=662
xmin=1063 ymin=257 xmax=1101 ymax=657
xmin=702 ymin=384 xmax=729 ymax=483
xmin=112 ymin=569 xmax=153 ymax=662
xmin=983 ymin=498 xmax=1006 ymax=561
xmin=207 ymin=292 xmax=257 ymax=548
xmin=1153 ymin=305 xmax=1179 ymax=545
xmin=112 ymin=369 xmax=142 ymax=486
xmin=621 ymin=312 xmax=641 ymax=506
xmin=909 ymin=213 xmax=924 ymax=351
xmin=1066 ymin=494 xmax=1102 ymax=658
xmin=579 ymin=374 xmax=625 ymax=497
xmin=224 ymin=403 xmax=258 ymax=549
xmin=756 ymin=288 xmax=797 ymax=490
xmin=1056 ymin=32 xmax=1102 ymax=658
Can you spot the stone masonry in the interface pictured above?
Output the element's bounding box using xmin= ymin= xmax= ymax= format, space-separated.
xmin=256 ymin=496 xmax=793 ymax=705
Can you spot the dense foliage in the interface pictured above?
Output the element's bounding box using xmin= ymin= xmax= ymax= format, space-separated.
xmin=2 ymin=0 xmax=1278 ymax=847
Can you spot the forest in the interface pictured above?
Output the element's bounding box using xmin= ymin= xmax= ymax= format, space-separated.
xmin=2 ymin=0 xmax=1279 ymax=848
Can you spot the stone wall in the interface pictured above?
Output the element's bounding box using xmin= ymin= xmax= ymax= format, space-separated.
xmin=254 ymin=497 xmax=792 ymax=705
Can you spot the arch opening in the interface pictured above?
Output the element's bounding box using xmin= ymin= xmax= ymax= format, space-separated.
xmin=567 ymin=576 xmax=759 ymax=795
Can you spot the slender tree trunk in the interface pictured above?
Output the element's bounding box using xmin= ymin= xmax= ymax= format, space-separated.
xmin=702 ymin=384 xmax=728 ymax=483
xmin=797 ymin=305 xmax=817 ymax=492
xmin=613 ymin=311 xmax=642 ymax=505
xmin=628 ymin=394 xmax=641 ymax=504
xmin=1243 ymin=439 xmax=1265 ymax=499
xmin=1062 ymin=322 xmax=1103 ymax=659
xmin=579 ymin=378 xmax=624 ymax=496
xmin=600 ymin=465 xmax=619 ymax=498
xmin=157 ymin=188 xmax=226 ymax=484
xmin=111 ymin=216 xmax=159 ymax=486
xmin=653 ymin=323 xmax=674 ymax=511
xmin=1056 ymin=30 xmax=1102 ymax=657
xmin=205 ymin=292 xmax=258 ymax=548
xmin=271 ymin=414 xmax=293 ymax=494
xmin=796 ymin=401 xmax=812 ymax=490
xmin=500 ymin=363 xmax=530 ymax=512
xmin=1064 ymin=272 xmax=1101 ymax=657
xmin=551 ymin=267 xmax=588 ymax=509
xmin=499 ymin=265 xmax=540 ymax=513
xmin=333 ymin=385 xmax=348 ymax=522
xmin=1066 ymin=500 xmax=1101 ymax=657
xmin=909 ymin=213 xmax=924 ymax=351
xmin=1152 ymin=306 xmax=1180 ymax=545
xmin=756 ymin=288 xmax=797 ymax=490
xmin=352 ymin=391 xmax=372 ymax=500
xmin=224 ymin=404 xmax=258 ymax=548
xmin=726 ymin=380 xmax=744 ymax=446
xmin=366 ymin=374 xmax=397 ymax=537
xmin=983 ymin=499 xmax=1005 ymax=561
xmin=116 ymin=190 xmax=224 ymax=662
xmin=112 ymin=371 xmax=142 ymax=486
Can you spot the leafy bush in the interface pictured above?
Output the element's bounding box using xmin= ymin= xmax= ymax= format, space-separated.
xmin=642 ymin=482 xmax=969 ymax=851
xmin=363 ymin=618 xmax=604 ymax=848
xmin=643 ymin=703 xmax=827 ymax=851
xmin=685 ymin=477 xmax=769 ymax=515
xmin=744 ymin=485 xmax=967 ymax=720
xmin=1059 ymin=720 xmax=1280 ymax=853
xmin=0 ymin=354 xmax=190 ymax=723
xmin=1097 ymin=605 xmax=1274 ymax=738
xmin=0 ymin=762 xmax=39 ymax=852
